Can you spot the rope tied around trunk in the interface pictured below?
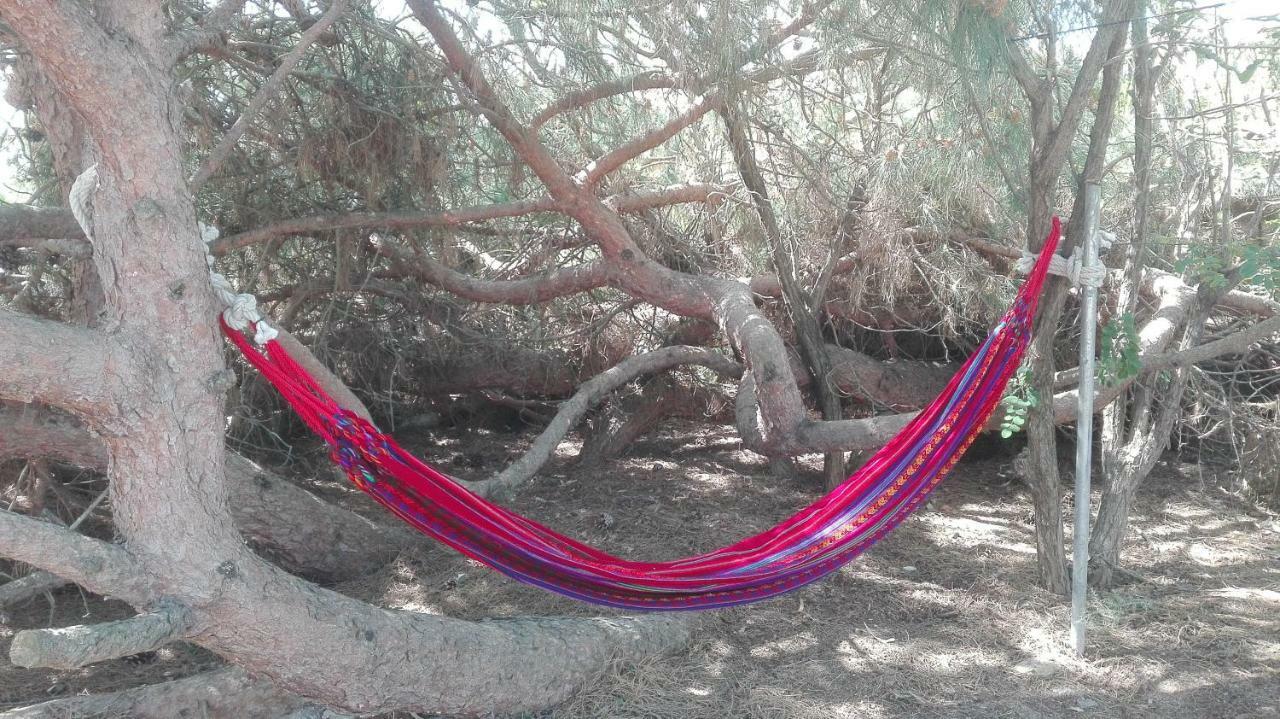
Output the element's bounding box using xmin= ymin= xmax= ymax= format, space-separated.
xmin=1015 ymin=229 xmax=1113 ymax=288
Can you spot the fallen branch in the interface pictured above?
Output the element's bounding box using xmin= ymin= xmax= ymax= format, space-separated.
xmin=473 ymin=346 xmax=743 ymax=497
xmin=0 ymin=570 xmax=64 ymax=609
xmin=0 ymin=667 xmax=309 ymax=719
xmin=10 ymin=600 xmax=194 ymax=669
xmin=0 ymin=508 xmax=150 ymax=604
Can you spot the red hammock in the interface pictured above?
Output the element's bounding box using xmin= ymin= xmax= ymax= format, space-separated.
xmin=223 ymin=218 xmax=1061 ymax=610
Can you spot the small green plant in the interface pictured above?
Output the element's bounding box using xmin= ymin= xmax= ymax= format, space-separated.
xmin=1000 ymin=364 xmax=1039 ymax=439
xmin=1099 ymin=313 xmax=1141 ymax=387
xmin=1176 ymin=243 xmax=1280 ymax=296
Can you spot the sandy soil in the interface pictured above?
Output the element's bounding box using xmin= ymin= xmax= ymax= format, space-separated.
xmin=2 ymin=422 xmax=1277 ymax=718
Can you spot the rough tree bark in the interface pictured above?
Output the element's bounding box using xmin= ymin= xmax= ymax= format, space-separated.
xmin=721 ymin=98 xmax=847 ymax=488
xmin=0 ymin=3 xmax=691 ymax=716
xmin=1003 ymin=0 xmax=1136 ymax=594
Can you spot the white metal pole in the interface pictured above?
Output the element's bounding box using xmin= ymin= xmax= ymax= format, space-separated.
xmin=1072 ymin=183 xmax=1102 ymax=657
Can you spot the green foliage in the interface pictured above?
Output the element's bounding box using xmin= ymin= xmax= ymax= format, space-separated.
xmin=1176 ymin=242 xmax=1280 ymax=296
xmin=1000 ymin=363 xmax=1038 ymax=439
xmin=1099 ymin=313 xmax=1141 ymax=387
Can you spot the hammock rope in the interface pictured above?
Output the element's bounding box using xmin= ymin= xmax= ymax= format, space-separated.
xmin=217 ymin=218 xmax=1063 ymax=610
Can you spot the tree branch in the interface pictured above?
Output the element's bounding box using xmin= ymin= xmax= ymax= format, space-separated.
xmin=531 ymin=71 xmax=679 ymax=130
xmin=0 ymin=570 xmax=65 ymax=609
xmin=10 ymin=600 xmax=194 ymax=669
xmin=0 ymin=509 xmax=150 ymax=604
xmin=385 ymin=245 xmax=610 ymax=305
xmin=0 ymin=667 xmax=310 ymax=719
xmin=189 ymin=0 xmax=349 ymax=191
xmin=166 ymin=0 xmax=250 ymax=63
xmin=208 ymin=185 xmax=723 ymax=254
xmin=1041 ymin=0 xmax=1138 ymax=174
xmin=407 ymin=0 xmax=580 ymax=199
xmin=581 ymin=95 xmax=724 ymax=187
xmin=473 ymin=346 xmax=742 ymax=497
xmin=0 ymin=309 xmax=131 ymax=417
xmin=0 ymin=204 xmax=86 ymax=244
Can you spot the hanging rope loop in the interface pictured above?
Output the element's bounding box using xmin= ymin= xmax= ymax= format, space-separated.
xmin=201 ymin=222 xmax=277 ymax=344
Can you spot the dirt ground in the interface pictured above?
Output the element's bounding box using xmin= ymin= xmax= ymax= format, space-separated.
xmin=2 ymin=422 xmax=1277 ymax=718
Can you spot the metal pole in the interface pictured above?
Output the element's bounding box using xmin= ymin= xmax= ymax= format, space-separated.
xmin=1072 ymin=183 xmax=1102 ymax=657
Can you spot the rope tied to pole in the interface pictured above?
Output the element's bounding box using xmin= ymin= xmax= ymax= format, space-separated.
xmin=1014 ymin=229 xmax=1114 ymax=288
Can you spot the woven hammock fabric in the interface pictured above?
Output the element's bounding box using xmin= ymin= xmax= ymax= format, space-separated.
xmin=223 ymin=218 xmax=1061 ymax=610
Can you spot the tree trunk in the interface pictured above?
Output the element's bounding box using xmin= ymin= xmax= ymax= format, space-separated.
xmin=1016 ymin=11 xmax=1132 ymax=594
xmin=0 ymin=5 xmax=692 ymax=715
xmin=720 ymin=99 xmax=845 ymax=487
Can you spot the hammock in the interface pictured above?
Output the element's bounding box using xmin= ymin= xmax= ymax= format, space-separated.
xmin=222 ymin=218 xmax=1061 ymax=610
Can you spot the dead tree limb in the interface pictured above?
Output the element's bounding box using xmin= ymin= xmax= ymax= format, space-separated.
xmin=10 ymin=600 xmax=194 ymax=669
xmin=189 ymin=0 xmax=349 ymax=190
xmin=473 ymin=346 xmax=742 ymax=498
xmin=0 ymin=667 xmax=308 ymax=719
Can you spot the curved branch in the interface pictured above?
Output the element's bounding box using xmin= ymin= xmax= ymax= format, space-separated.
xmin=531 ymin=70 xmax=679 ymax=130
xmin=385 ymin=244 xmax=610 ymax=305
xmin=581 ymin=95 xmax=724 ymax=187
xmin=472 ymin=346 xmax=742 ymax=498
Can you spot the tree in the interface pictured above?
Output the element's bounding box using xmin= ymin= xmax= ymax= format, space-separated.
xmin=1 ymin=1 xmax=1276 ymax=714
xmin=0 ymin=2 xmax=689 ymax=715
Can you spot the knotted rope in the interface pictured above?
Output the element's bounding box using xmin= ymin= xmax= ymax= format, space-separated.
xmin=201 ymin=223 xmax=277 ymax=345
xmin=64 ymin=164 xmax=275 ymax=345
xmin=1014 ymin=230 xmax=1114 ymax=288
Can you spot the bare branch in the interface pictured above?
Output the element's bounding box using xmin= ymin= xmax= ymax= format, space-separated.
xmin=606 ymin=183 xmax=733 ymax=212
xmin=1002 ymin=38 xmax=1045 ymax=101
xmin=380 ymin=242 xmax=610 ymax=305
xmin=0 ymin=570 xmax=65 ymax=609
xmin=210 ymin=198 xmax=557 ymax=253
xmin=0 ymin=508 xmax=150 ymax=603
xmin=0 ymin=309 xmax=131 ymax=417
xmin=0 ymin=204 xmax=86 ymax=245
xmin=10 ymin=600 xmax=194 ymax=669
xmin=582 ymin=94 xmax=724 ymax=187
xmin=211 ymin=185 xmax=724 ymax=254
xmin=271 ymin=329 xmax=374 ymax=421
xmin=0 ymin=401 xmax=108 ymax=466
xmin=189 ymin=0 xmax=350 ymax=191
xmin=408 ymin=0 xmax=580 ymax=199
xmin=474 ymin=346 xmax=742 ymax=497
xmin=1041 ymin=0 xmax=1139 ymax=174
xmin=531 ymin=71 xmax=679 ymax=130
